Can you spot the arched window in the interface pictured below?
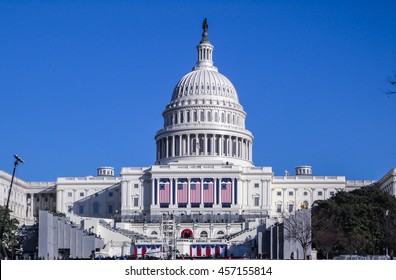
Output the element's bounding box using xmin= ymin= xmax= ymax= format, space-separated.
xmin=193 ymin=111 xmax=198 ymax=122
xmin=217 ymin=230 xmax=225 ymax=235
xmin=221 ymin=112 xmax=225 ymax=123
xmin=207 ymin=111 xmax=212 ymax=122
xmin=200 ymin=111 xmax=205 ymax=122
xmin=215 ymin=111 xmax=219 ymax=122
xmin=151 ymin=231 xmax=158 ymax=235
xmin=200 ymin=231 xmax=208 ymax=238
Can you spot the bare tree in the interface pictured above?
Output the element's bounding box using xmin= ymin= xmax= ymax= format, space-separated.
xmin=282 ymin=209 xmax=312 ymax=260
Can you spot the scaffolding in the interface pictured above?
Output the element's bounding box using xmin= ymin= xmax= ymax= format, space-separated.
xmin=162 ymin=214 xmax=176 ymax=259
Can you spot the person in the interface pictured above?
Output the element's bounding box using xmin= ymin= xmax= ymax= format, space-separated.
xmin=290 ymin=252 xmax=295 ymax=260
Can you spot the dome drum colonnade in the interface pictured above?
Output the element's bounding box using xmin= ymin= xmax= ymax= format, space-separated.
xmin=155 ymin=19 xmax=253 ymax=166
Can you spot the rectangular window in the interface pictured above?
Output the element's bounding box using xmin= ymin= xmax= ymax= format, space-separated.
xmin=80 ymin=192 xmax=84 ymax=197
xmin=134 ymin=197 xmax=139 ymax=207
xmin=134 ymin=184 xmax=139 ymax=188
xmin=289 ymin=191 xmax=293 ymax=196
xmin=330 ymin=191 xmax=335 ymax=196
xmin=277 ymin=191 xmax=281 ymax=196
xmin=254 ymin=183 xmax=259 ymax=188
xmin=254 ymin=197 xmax=260 ymax=206
xmin=68 ymin=192 xmax=72 ymax=197
xmin=109 ymin=192 xmax=113 ymax=197
xmin=318 ymin=191 xmax=323 ymax=196
xmin=79 ymin=205 xmax=84 ymax=214
xmin=288 ymin=204 xmax=294 ymax=213
xmin=108 ymin=205 xmax=113 ymax=214
xmin=276 ymin=204 xmax=282 ymax=213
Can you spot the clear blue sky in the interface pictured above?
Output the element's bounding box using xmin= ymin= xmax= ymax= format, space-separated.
xmin=0 ymin=1 xmax=395 ymax=181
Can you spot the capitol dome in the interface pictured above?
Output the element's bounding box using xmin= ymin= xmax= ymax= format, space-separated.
xmin=155 ymin=19 xmax=254 ymax=166
xmin=170 ymin=65 xmax=239 ymax=104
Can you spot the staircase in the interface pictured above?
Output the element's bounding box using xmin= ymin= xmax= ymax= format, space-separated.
xmin=226 ymin=226 xmax=257 ymax=242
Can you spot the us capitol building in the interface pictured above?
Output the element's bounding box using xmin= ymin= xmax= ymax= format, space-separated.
xmin=1 ymin=20 xmax=395 ymax=259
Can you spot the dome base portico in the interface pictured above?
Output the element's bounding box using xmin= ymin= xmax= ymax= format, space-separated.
xmin=155 ymin=130 xmax=253 ymax=166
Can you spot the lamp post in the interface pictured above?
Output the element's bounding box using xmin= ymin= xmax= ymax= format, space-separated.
xmin=385 ymin=209 xmax=389 ymax=256
xmin=0 ymin=155 xmax=24 ymax=259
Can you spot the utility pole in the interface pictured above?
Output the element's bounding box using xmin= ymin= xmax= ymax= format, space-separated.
xmin=0 ymin=155 xmax=24 ymax=260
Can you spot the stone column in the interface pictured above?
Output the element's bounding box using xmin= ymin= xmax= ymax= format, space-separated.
xmin=204 ymin=134 xmax=207 ymax=155
xmin=56 ymin=189 xmax=62 ymax=212
xmin=179 ymin=135 xmax=182 ymax=156
xmin=211 ymin=135 xmax=214 ymax=155
xmin=231 ymin=179 xmax=235 ymax=205
xmin=151 ymin=179 xmax=155 ymax=206
xmin=187 ymin=178 xmax=191 ymax=208
xmin=219 ymin=135 xmax=222 ymax=156
xmin=200 ymin=178 xmax=204 ymax=208
xmin=169 ymin=179 xmax=174 ymax=206
xmin=214 ymin=179 xmax=218 ymax=206
xmin=165 ymin=136 xmax=169 ymax=158
xmin=172 ymin=136 xmax=175 ymax=157
xmin=174 ymin=179 xmax=178 ymax=205
xmin=195 ymin=134 xmax=201 ymax=155
xmin=187 ymin=134 xmax=190 ymax=155
xmin=219 ymin=180 xmax=222 ymax=206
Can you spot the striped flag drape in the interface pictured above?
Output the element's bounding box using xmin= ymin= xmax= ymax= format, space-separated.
xmin=203 ymin=180 xmax=214 ymax=204
xmin=221 ymin=179 xmax=232 ymax=203
xmin=190 ymin=179 xmax=201 ymax=204
xmin=190 ymin=245 xmax=227 ymax=257
xmin=159 ymin=179 xmax=170 ymax=204
xmin=177 ymin=179 xmax=188 ymax=204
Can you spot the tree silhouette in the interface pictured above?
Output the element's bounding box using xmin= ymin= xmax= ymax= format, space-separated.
xmin=312 ymin=187 xmax=396 ymax=258
xmin=282 ymin=209 xmax=312 ymax=260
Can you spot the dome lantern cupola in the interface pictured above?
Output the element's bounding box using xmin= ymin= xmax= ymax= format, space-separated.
xmin=194 ymin=18 xmax=217 ymax=71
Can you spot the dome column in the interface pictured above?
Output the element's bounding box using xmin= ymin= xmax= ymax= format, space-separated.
xmin=220 ymin=135 xmax=223 ymax=156
xmin=172 ymin=135 xmax=175 ymax=157
xmin=204 ymin=134 xmax=207 ymax=155
xmin=187 ymin=134 xmax=190 ymax=155
xmin=179 ymin=134 xmax=182 ymax=156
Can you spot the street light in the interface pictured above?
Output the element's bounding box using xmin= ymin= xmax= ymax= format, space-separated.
xmin=0 ymin=155 xmax=24 ymax=259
